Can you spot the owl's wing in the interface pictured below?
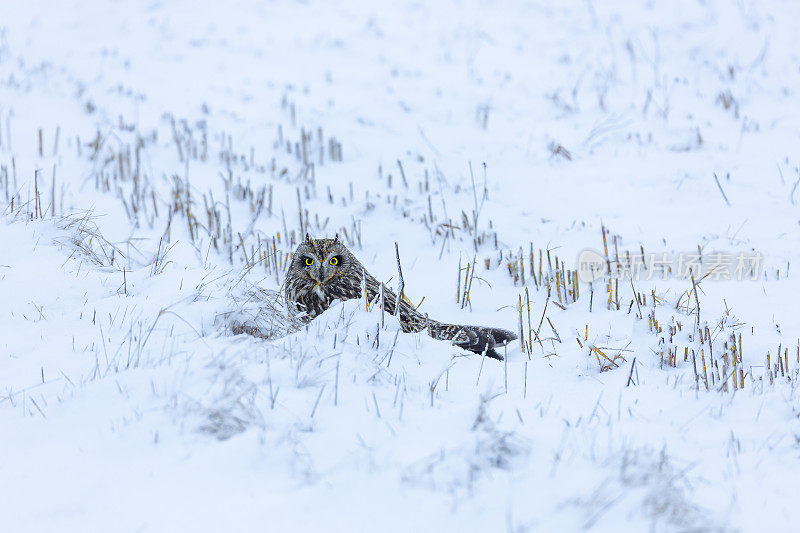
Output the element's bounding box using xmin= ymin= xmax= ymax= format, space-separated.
xmin=439 ymin=324 xmax=517 ymax=360
xmin=360 ymin=266 xmax=517 ymax=360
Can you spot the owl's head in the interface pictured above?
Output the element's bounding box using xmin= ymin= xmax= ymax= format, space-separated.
xmin=288 ymin=234 xmax=356 ymax=288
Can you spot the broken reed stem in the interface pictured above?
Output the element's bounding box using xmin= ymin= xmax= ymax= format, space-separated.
xmin=394 ymin=242 xmax=404 ymax=318
xmin=526 ymin=287 xmax=532 ymax=358
xmin=380 ymin=282 xmax=385 ymax=327
xmin=461 ymin=261 xmax=470 ymax=308
xmin=461 ymin=255 xmax=477 ymax=310
xmin=518 ymin=294 xmax=526 ymax=354
xmin=691 ymin=271 xmax=701 ymax=328
xmin=456 ymin=257 xmax=461 ymax=304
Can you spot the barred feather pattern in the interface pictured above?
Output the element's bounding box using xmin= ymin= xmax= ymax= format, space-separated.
xmin=284 ymin=238 xmax=517 ymax=360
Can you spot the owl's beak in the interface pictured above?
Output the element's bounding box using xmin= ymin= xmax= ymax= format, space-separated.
xmin=311 ymin=266 xmax=326 ymax=284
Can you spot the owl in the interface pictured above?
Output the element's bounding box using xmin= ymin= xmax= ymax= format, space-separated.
xmin=284 ymin=235 xmax=517 ymax=360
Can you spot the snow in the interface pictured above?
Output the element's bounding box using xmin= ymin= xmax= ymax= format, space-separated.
xmin=2 ymin=0 xmax=800 ymax=530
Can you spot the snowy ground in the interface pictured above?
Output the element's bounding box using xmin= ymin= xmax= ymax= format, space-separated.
xmin=2 ymin=1 xmax=800 ymax=531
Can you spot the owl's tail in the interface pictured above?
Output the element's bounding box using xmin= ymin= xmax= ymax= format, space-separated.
xmin=436 ymin=323 xmax=518 ymax=360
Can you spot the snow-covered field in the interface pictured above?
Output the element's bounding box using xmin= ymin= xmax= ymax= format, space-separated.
xmin=3 ymin=1 xmax=800 ymax=530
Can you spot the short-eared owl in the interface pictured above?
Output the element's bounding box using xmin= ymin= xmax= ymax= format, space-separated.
xmin=284 ymin=235 xmax=517 ymax=360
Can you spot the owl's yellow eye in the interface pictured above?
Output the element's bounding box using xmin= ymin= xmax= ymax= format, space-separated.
xmin=304 ymin=257 xmax=314 ymax=266
xmin=329 ymin=257 xmax=339 ymax=266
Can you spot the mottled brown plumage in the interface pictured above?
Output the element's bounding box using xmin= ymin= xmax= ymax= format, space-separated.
xmin=284 ymin=235 xmax=517 ymax=360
